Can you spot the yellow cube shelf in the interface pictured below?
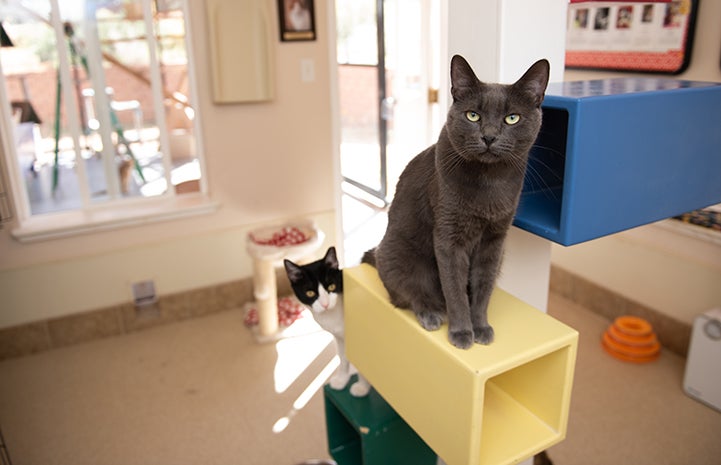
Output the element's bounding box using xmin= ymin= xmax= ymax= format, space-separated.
xmin=343 ymin=264 xmax=578 ymax=465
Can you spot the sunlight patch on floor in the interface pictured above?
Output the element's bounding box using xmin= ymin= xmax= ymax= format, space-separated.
xmin=273 ymin=314 xmax=334 ymax=394
xmin=272 ymin=355 xmax=340 ymax=434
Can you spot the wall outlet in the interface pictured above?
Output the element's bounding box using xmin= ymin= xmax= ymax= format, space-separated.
xmin=132 ymin=280 xmax=157 ymax=307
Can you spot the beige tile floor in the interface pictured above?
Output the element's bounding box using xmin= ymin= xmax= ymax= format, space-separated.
xmin=0 ymin=308 xmax=335 ymax=465
xmin=2 ymin=291 xmax=720 ymax=465
xmin=545 ymin=294 xmax=721 ymax=465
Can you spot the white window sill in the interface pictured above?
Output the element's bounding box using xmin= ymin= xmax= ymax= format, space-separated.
xmin=11 ymin=193 xmax=219 ymax=243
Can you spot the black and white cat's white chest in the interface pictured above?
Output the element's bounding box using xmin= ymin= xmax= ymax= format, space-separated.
xmin=307 ymin=284 xmax=345 ymax=338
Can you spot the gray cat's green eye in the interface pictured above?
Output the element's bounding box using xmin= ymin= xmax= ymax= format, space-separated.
xmin=328 ymin=284 xmax=336 ymax=292
xmin=306 ymin=290 xmax=316 ymax=298
xmin=505 ymin=114 xmax=520 ymax=125
xmin=466 ymin=111 xmax=480 ymax=122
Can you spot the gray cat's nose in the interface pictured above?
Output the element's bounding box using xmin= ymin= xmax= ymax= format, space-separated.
xmin=482 ymin=135 xmax=496 ymax=146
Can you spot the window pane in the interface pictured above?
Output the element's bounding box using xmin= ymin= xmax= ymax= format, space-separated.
xmin=336 ymin=0 xmax=377 ymax=66
xmin=94 ymin=3 xmax=168 ymax=200
xmin=0 ymin=0 xmax=202 ymax=217
xmin=1 ymin=1 xmax=83 ymax=214
xmin=155 ymin=1 xmax=200 ymax=194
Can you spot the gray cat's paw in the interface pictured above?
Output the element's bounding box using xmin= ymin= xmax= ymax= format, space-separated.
xmin=449 ymin=329 xmax=474 ymax=349
xmin=416 ymin=311 xmax=443 ymax=331
xmin=474 ymin=325 xmax=495 ymax=345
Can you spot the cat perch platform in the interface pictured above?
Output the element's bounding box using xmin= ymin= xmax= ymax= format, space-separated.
xmin=324 ymin=375 xmax=437 ymax=465
xmin=246 ymin=220 xmax=323 ymax=337
xmin=515 ymin=78 xmax=721 ymax=245
xmin=339 ymin=264 xmax=578 ymax=465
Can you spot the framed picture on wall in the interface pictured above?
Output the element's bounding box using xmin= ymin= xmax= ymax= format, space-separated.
xmin=278 ymin=0 xmax=316 ymax=42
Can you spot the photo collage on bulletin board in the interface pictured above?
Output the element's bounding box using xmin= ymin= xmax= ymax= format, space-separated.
xmin=566 ymin=0 xmax=698 ymax=74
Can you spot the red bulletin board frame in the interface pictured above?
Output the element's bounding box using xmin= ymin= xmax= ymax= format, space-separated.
xmin=565 ymin=0 xmax=698 ymax=74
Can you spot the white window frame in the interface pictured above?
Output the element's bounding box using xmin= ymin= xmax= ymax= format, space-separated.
xmin=0 ymin=0 xmax=216 ymax=243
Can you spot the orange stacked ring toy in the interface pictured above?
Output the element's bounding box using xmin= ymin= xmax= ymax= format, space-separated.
xmin=601 ymin=316 xmax=660 ymax=363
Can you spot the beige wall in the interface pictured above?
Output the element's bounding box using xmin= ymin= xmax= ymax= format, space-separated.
xmin=555 ymin=0 xmax=721 ymax=325
xmin=0 ymin=1 xmax=340 ymax=327
xmin=3 ymin=1 xmax=720 ymax=329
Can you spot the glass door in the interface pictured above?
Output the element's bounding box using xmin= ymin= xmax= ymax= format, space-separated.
xmin=383 ymin=0 xmax=437 ymax=199
xmin=336 ymin=0 xmax=387 ymax=203
xmin=336 ymin=0 xmax=436 ymax=205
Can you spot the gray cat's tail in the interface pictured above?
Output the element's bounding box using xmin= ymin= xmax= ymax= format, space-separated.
xmin=361 ymin=247 xmax=377 ymax=267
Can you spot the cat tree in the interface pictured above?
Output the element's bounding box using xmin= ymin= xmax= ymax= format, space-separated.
xmin=330 ymin=77 xmax=721 ymax=465
xmin=324 ymin=2 xmax=721 ymax=465
xmin=246 ymin=220 xmax=323 ymax=338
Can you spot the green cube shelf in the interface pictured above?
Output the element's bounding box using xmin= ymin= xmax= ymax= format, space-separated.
xmin=324 ymin=375 xmax=437 ymax=465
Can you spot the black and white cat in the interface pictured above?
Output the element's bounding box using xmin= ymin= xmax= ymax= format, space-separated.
xmin=284 ymin=247 xmax=371 ymax=397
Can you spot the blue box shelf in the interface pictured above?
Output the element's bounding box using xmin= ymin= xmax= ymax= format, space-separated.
xmin=515 ymin=78 xmax=721 ymax=245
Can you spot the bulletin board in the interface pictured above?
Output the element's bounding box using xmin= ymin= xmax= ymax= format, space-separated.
xmin=565 ymin=0 xmax=698 ymax=74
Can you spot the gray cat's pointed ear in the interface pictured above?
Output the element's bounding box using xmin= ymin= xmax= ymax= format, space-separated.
xmin=450 ymin=55 xmax=479 ymax=101
xmin=284 ymin=259 xmax=303 ymax=282
xmin=515 ymin=59 xmax=550 ymax=107
xmin=324 ymin=246 xmax=339 ymax=269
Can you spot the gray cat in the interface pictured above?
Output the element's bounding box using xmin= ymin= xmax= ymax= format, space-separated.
xmin=364 ymin=55 xmax=549 ymax=349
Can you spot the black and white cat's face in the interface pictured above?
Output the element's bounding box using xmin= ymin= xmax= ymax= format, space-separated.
xmin=446 ymin=55 xmax=549 ymax=166
xmin=284 ymin=247 xmax=342 ymax=314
